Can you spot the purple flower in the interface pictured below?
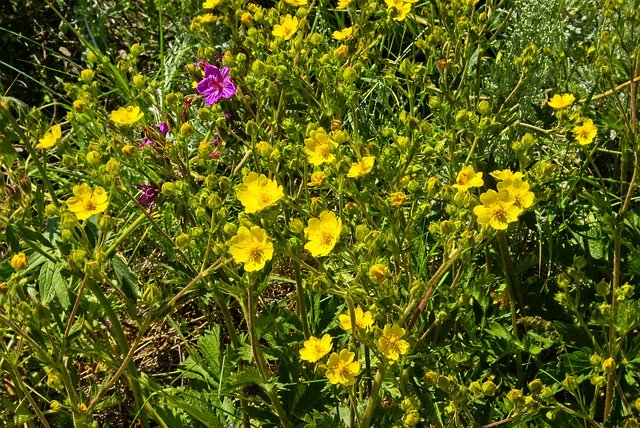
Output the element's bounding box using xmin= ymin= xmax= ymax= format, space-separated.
xmin=224 ymin=112 xmax=233 ymax=122
xmin=136 ymin=184 xmax=158 ymax=211
xmin=210 ymin=151 xmax=220 ymax=159
xmin=158 ymin=122 xmax=169 ymax=135
xmin=138 ymin=139 xmax=156 ymax=149
xmin=196 ymin=65 xmax=236 ymax=106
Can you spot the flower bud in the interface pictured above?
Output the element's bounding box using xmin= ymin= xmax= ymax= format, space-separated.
xmin=482 ymin=380 xmax=497 ymax=396
xmin=175 ymin=233 xmax=190 ymax=248
xmin=602 ymin=357 xmax=616 ymax=374
xmin=11 ymin=252 xmax=28 ymax=271
xmin=80 ymin=69 xmax=95 ymax=83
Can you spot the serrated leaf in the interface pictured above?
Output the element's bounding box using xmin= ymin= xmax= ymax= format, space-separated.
xmin=615 ymin=300 xmax=640 ymax=335
xmin=198 ymin=326 xmax=222 ymax=376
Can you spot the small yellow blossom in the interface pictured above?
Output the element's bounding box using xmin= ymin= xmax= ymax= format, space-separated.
xmin=11 ymin=252 xmax=28 ymax=271
xmin=272 ymin=14 xmax=299 ymax=41
xmin=240 ymin=12 xmax=252 ymax=25
xmin=573 ymin=118 xmax=597 ymax=145
xmin=490 ymin=169 xmax=524 ymax=181
xmin=325 ymin=349 xmax=361 ymax=386
xmin=389 ymin=191 xmax=407 ymax=207
xmin=347 ymin=156 xmax=375 ymax=178
xmin=235 ymin=172 xmax=284 ymax=213
xmin=337 ymin=0 xmax=353 ymax=8
xmin=80 ymin=69 xmax=95 ymax=82
xmin=385 ymin=0 xmax=412 ymax=21
xmin=473 ymin=189 xmax=521 ymax=230
xmin=333 ymin=44 xmax=349 ymax=60
xmin=377 ymin=324 xmax=410 ymax=361
xmin=109 ymin=106 xmax=144 ymax=126
xmin=308 ymin=171 xmax=327 ymax=187
xmin=304 ymin=211 xmax=341 ymax=257
xmin=284 ymin=0 xmax=307 ymax=5
xmin=339 ymin=307 xmax=374 ymax=331
xmin=452 ymin=166 xmax=484 ymax=192
xmin=229 ymin=226 xmax=274 ymax=272
xmin=299 ymin=334 xmax=332 ymax=362
xmin=190 ymin=13 xmax=217 ymax=30
xmin=202 ymin=0 xmax=220 ymax=8
xmin=332 ymin=27 xmax=353 ymax=40
xmin=304 ymin=128 xmax=338 ymax=166
xmin=66 ymin=183 xmax=109 ymax=220
xmin=368 ymin=264 xmax=390 ymax=283
xmin=496 ymin=178 xmax=534 ymax=210
xmin=37 ymin=124 xmax=62 ymax=149
xmin=547 ymin=93 xmax=575 ymax=109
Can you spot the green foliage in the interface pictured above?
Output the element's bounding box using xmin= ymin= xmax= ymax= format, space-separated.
xmin=3 ymin=0 xmax=640 ymax=426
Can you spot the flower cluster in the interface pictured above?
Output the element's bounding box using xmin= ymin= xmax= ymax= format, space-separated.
xmin=473 ymin=170 xmax=534 ymax=230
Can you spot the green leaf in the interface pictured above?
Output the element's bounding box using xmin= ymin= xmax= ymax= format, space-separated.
xmin=110 ymin=254 xmax=139 ymax=306
xmin=614 ymin=300 xmax=640 ymax=336
xmin=39 ymin=261 xmax=71 ymax=308
xmin=198 ymin=326 xmax=222 ymax=376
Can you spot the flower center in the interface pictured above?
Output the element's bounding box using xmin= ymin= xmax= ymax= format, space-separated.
xmin=322 ymin=232 xmax=334 ymax=246
xmin=249 ymin=247 xmax=264 ymax=263
xmin=491 ymin=204 xmax=509 ymax=223
xmin=84 ymin=200 xmax=97 ymax=212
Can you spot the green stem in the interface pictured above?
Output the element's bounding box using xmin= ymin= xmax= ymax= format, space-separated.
xmin=1 ymin=107 xmax=60 ymax=207
xmin=104 ymin=212 xmax=147 ymax=259
xmin=497 ymin=232 xmax=524 ymax=386
xmin=360 ymin=367 xmax=385 ymax=428
xmin=294 ymin=260 xmax=310 ymax=338
xmin=245 ymin=283 xmax=292 ymax=428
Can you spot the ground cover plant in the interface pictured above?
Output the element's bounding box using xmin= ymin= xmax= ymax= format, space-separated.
xmin=2 ymin=0 xmax=640 ymax=426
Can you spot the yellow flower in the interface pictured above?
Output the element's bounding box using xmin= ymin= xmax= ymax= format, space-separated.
xmin=339 ymin=307 xmax=374 ymax=331
xmin=272 ymin=14 xmax=299 ymax=40
xmin=368 ymin=263 xmax=390 ymax=283
xmin=235 ymin=172 xmax=284 ymax=213
xmin=304 ymin=211 xmax=341 ymax=257
xmin=490 ymin=169 xmax=524 ymax=181
xmin=347 ymin=156 xmax=375 ymax=178
xmin=452 ymin=166 xmax=484 ymax=192
xmin=547 ymin=93 xmax=575 ymax=109
xmin=202 ymin=0 xmax=220 ymax=8
xmin=304 ymin=128 xmax=338 ymax=166
xmin=385 ymin=0 xmax=411 ymax=21
xmin=299 ymin=334 xmax=332 ymax=362
xmin=109 ymin=106 xmax=144 ymax=126
xmin=37 ymin=124 xmax=62 ymax=149
xmin=337 ymin=0 xmax=353 ymax=8
xmin=284 ymin=0 xmax=307 ymax=5
xmin=308 ymin=171 xmax=327 ymax=187
xmin=573 ymin=118 xmax=597 ymax=145
xmin=377 ymin=324 xmax=409 ymax=361
xmin=66 ymin=183 xmax=109 ymax=220
xmin=389 ymin=191 xmax=407 ymax=207
xmin=11 ymin=252 xmax=28 ymax=271
xmin=472 ymin=189 xmax=521 ymax=230
xmin=229 ymin=226 xmax=274 ymax=272
xmin=325 ymin=349 xmax=361 ymax=386
xmin=332 ymin=27 xmax=353 ymax=40
xmin=496 ymin=178 xmax=534 ymax=210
